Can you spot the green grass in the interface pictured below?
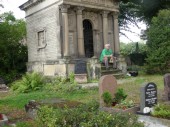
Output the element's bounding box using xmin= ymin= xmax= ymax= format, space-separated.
xmin=0 ymin=89 xmax=98 ymax=110
xmin=118 ymin=74 xmax=164 ymax=103
xmin=0 ymin=74 xmax=165 ymax=124
xmin=0 ymin=74 xmax=164 ymax=109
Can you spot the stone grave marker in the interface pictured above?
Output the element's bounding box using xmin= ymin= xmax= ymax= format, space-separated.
xmin=0 ymin=77 xmax=5 ymax=84
xmin=139 ymin=82 xmax=157 ymax=114
xmin=0 ymin=77 xmax=8 ymax=92
xmin=74 ymin=60 xmax=87 ymax=83
xmin=99 ymin=75 xmax=117 ymax=107
xmin=163 ymin=73 xmax=170 ymax=101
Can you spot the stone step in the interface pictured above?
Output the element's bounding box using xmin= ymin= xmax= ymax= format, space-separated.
xmin=101 ymin=71 xmax=124 ymax=79
xmin=101 ymin=68 xmax=120 ymax=73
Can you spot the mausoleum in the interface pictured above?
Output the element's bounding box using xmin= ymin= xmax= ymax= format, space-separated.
xmin=20 ymin=0 xmax=126 ymax=79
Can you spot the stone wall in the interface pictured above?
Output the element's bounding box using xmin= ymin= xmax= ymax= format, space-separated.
xmin=26 ymin=3 xmax=61 ymax=62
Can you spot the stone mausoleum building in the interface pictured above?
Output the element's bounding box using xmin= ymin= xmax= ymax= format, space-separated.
xmin=20 ymin=0 xmax=126 ymax=80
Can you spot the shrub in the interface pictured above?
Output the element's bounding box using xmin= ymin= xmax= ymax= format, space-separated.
xmin=114 ymin=88 xmax=128 ymax=103
xmin=36 ymin=101 xmax=144 ymax=127
xmin=151 ymin=104 xmax=170 ymax=119
xmin=11 ymin=72 xmax=45 ymax=93
xmin=102 ymin=92 xmax=113 ymax=106
xmin=43 ymin=73 xmax=79 ymax=93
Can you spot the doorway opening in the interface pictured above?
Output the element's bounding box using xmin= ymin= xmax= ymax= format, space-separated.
xmin=83 ymin=19 xmax=94 ymax=58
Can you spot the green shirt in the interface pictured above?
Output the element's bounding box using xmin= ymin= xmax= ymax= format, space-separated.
xmin=100 ymin=49 xmax=113 ymax=62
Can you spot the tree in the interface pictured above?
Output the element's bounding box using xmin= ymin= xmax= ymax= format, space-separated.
xmin=0 ymin=12 xmax=27 ymax=83
xmin=145 ymin=9 xmax=170 ymax=73
xmin=119 ymin=0 xmax=170 ymax=40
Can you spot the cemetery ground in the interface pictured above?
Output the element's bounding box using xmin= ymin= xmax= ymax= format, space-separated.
xmin=0 ymin=74 xmax=169 ymax=126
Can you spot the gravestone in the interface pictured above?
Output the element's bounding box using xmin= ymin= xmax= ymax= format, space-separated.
xmin=74 ymin=60 xmax=87 ymax=83
xmin=99 ymin=75 xmax=117 ymax=107
xmin=0 ymin=77 xmax=5 ymax=84
xmin=0 ymin=77 xmax=8 ymax=92
xmin=163 ymin=73 xmax=170 ymax=101
xmin=139 ymin=82 xmax=157 ymax=114
xmin=75 ymin=60 xmax=87 ymax=74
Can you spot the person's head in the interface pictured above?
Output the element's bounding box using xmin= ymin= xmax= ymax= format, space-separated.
xmin=105 ymin=44 xmax=110 ymax=50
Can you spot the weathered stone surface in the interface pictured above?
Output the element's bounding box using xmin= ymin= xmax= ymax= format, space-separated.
xmin=75 ymin=74 xmax=87 ymax=83
xmin=163 ymin=73 xmax=170 ymax=101
xmin=99 ymin=75 xmax=117 ymax=107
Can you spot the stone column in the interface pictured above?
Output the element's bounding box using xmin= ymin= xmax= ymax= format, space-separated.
xmin=113 ymin=12 xmax=120 ymax=56
xmin=60 ymin=4 xmax=70 ymax=57
xmin=102 ymin=11 xmax=109 ymax=46
xmin=76 ymin=6 xmax=85 ymax=57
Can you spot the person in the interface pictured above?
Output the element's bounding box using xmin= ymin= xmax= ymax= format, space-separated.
xmin=100 ymin=44 xmax=116 ymax=69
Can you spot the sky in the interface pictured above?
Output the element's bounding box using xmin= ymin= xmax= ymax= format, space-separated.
xmin=0 ymin=0 xmax=146 ymax=43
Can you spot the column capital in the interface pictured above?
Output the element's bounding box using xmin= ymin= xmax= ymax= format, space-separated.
xmin=112 ymin=11 xmax=119 ymax=19
xmin=59 ymin=4 xmax=70 ymax=13
xmin=101 ymin=11 xmax=110 ymax=18
xmin=75 ymin=6 xmax=85 ymax=15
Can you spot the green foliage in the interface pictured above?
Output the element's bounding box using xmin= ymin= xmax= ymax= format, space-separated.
xmin=11 ymin=72 xmax=45 ymax=93
xmin=36 ymin=101 xmax=144 ymax=127
xmin=120 ymin=42 xmax=147 ymax=66
xmin=146 ymin=9 xmax=170 ymax=74
xmin=37 ymin=106 xmax=57 ymax=127
xmin=44 ymin=73 xmax=79 ymax=93
xmin=151 ymin=104 xmax=170 ymax=119
xmin=114 ymin=88 xmax=128 ymax=103
xmin=0 ymin=12 xmax=27 ymax=83
xmin=115 ymin=100 xmax=135 ymax=109
xmin=102 ymin=92 xmax=113 ymax=106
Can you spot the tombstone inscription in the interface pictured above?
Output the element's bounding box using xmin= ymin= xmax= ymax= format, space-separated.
xmin=139 ymin=82 xmax=157 ymax=114
xmin=75 ymin=60 xmax=87 ymax=74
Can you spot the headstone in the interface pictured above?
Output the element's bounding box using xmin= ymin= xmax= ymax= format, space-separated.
xmin=75 ymin=60 xmax=87 ymax=74
xmin=74 ymin=60 xmax=87 ymax=83
xmin=0 ymin=77 xmax=5 ymax=84
xmin=163 ymin=73 xmax=170 ymax=101
xmin=139 ymin=82 xmax=157 ymax=114
xmin=0 ymin=77 xmax=8 ymax=92
xmin=99 ymin=75 xmax=117 ymax=107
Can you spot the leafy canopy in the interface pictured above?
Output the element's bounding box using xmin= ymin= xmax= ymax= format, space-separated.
xmin=0 ymin=12 xmax=27 ymax=83
xmin=146 ymin=9 xmax=170 ymax=73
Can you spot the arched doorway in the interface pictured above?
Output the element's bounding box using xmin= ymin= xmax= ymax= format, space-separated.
xmin=83 ymin=19 xmax=94 ymax=58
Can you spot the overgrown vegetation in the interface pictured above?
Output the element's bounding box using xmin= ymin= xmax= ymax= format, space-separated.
xmin=36 ymin=101 xmax=144 ymax=127
xmin=151 ymin=104 xmax=170 ymax=119
xmin=11 ymin=72 xmax=45 ymax=93
xmin=102 ymin=92 xmax=113 ymax=106
xmin=0 ymin=74 xmax=164 ymax=125
xmin=114 ymin=88 xmax=128 ymax=103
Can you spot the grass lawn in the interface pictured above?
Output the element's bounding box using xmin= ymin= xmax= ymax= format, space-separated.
xmin=0 ymin=74 xmax=164 ymax=125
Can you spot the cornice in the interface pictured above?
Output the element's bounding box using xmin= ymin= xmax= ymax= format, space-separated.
xmin=19 ymin=0 xmax=46 ymax=11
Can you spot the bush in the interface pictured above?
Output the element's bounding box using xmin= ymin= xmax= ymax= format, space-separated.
xmin=11 ymin=72 xmax=45 ymax=93
xmin=43 ymin=73 xmax=79 ymax=93
xmin=114 ymin=88 xmax=128 ymax=103
xmin=36 ymin=101 xmax=144 ymax=127
xmin=102 ymin=92 xmax=112 ymax=106
xmin=151 ymin=104 xmax=170 ymax=119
